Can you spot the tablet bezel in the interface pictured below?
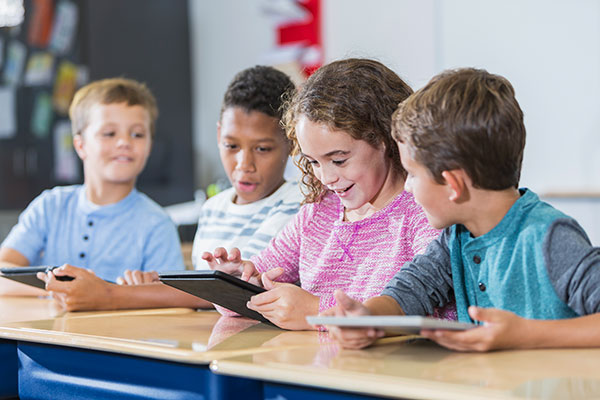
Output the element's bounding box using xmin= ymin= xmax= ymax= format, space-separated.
xmin=306 ymin=315 xmax=476 ymax=335
xmin=0 ymin=266 xmax=58 ymax=289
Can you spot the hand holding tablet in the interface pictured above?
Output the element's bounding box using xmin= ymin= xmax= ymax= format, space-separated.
xmin=0 ymin=265 xmax=74 ymax=289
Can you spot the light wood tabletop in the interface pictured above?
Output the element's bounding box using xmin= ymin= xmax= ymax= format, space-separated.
xmin=0 ymin=297 xmax=324 ymax=364
xmin=211 ymin=336 xmax=600 ymax=400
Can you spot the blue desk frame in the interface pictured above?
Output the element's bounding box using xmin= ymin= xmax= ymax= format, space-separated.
xmin=2 ymin=341 xmax=386 ymax=400
xmin=0 ymin=340 xmax=17 ymax=398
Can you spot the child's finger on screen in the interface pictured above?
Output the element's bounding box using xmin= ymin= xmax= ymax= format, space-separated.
xmin=227 ymin=247 xmax=241 ymax=262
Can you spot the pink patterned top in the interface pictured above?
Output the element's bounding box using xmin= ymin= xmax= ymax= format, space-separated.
xmin=251 ymin=190 xmax=456 ymax=318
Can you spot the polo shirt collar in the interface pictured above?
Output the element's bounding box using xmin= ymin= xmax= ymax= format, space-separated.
xmin=77 ymin=185 xmax=139 ymax=217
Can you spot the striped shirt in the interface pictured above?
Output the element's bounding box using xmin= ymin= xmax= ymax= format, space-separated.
xmin=191 ymin=181 xmax=302 ymax=269
xmin=251 ymin=190 xmax=455 ymax=319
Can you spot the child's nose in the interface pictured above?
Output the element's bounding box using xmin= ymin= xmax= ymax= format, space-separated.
xmin=235 ymin=150 xmax=255 ymax=171
xmin=116 ymin=135 xmax=132 ymax=148
xmin=318 ymin=166 xmax=338 ymax=185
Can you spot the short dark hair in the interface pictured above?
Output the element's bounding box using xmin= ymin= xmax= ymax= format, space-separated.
xmin=284 ymin=58 xmax=413 ymax=203
xmin=392 ymin=68 xmax=526 ymax=190
xmin=221 ymin=65 xmax=295 ymax=121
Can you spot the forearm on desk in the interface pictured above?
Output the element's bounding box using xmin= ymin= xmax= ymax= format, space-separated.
xmin=107 ymin=283 xmax=213 ymax=310
xmin=519 ymin=313 xmax=600 ymax=349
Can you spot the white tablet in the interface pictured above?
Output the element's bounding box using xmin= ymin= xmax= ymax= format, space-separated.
xmin=306 ymin=315 xmax=476 ymax=335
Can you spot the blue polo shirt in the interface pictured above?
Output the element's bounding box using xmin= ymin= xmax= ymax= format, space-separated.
xmin=1 ymin=185 xmax=184 ymax=282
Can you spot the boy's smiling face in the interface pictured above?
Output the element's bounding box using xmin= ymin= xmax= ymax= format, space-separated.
xmin=74 ymin=102 xmax=152 ymax=188
xmin=398 ymin=141 xmax=454 ymax=229
xmin=218 ymin=107 xmax=290 ymax=205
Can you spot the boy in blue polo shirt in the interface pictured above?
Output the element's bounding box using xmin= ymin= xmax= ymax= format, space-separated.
xmin=34 ymin=66 xmax=302 ymax=311
xmin=325 ymin=68 xmax=600 ymax=351
xmin=0 ymin=78 xmax=184 ymax=295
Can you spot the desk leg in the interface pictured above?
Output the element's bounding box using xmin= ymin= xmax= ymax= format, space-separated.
xmin=0 ymin=340 xmax=17 ymax=399
xmin=17 ymin=342 xmax=262 ymax=400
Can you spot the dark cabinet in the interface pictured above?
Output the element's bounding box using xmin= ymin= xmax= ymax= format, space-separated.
xmin=0 ymin=0 xmax=194 ymax=209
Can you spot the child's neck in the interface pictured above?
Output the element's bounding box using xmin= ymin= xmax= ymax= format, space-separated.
xmin=84 ymin=179 xmax=135 ymax=206
xmin=462 ymin=188 xmax=521 ymax=237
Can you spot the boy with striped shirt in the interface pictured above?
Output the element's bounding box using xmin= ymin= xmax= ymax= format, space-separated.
xmin=40 ymin=66 xmax=302 ymax=311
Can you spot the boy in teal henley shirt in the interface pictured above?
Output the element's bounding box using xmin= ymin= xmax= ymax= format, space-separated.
xmin=324 ymin=68 xmax=600 ymax=352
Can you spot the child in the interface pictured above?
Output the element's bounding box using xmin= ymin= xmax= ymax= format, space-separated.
xmin=325 ymin=68 xmax=600 ymax=351
xmin=205 ymin=58 xmax=452 ymax=330
xmin=191 ymin=65 xmax=302 ymax=268
xmin=38 ymin=66 xmax=303 ymax=311
xmin=0 ymin=78 xmax=184 ymax=296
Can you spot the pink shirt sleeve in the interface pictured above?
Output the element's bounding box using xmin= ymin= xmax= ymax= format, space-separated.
xmin=411 ymin=212 xmax=442 ymax=255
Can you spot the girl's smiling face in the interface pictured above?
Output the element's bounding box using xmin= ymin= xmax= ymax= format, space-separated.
xmin=295 ymin=116 xmax=391 ymax=212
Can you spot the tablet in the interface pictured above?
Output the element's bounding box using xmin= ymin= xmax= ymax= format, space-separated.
xmin=306 ymin=315 xmax=476 ymax=335
xmin=159 ymin=270 xmax=269 ymax=324
xmin=0 ymin=266 xmax=73 ymax=289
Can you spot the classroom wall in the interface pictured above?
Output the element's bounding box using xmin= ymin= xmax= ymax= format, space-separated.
xmin=188 ymin=0 xmax=600 ymax=244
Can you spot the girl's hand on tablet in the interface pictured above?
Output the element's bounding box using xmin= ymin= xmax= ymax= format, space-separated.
xmin=248 ymin=271 xmax=318 ymax=330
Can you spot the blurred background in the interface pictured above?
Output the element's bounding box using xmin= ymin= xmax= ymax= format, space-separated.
xmin=1 ymin=0 xmax=599 ymax=244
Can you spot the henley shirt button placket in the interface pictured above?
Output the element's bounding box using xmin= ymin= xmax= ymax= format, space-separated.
xmin=79 ymin=219 xmax=94 ymax=265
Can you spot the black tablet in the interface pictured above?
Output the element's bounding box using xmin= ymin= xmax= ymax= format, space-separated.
xmin=159 ymin=270 xmax=269 ymax=323
xmin=0 ymin=265 xmax=74 ymax=289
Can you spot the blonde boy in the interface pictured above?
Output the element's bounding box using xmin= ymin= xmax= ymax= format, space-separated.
xmin=326 ymin=68 xmax=600 ymax=351
xmin=37 ymin=66 xmax=302 ymax=311
xmin=0 ymin=78 xmax=184 ymax=296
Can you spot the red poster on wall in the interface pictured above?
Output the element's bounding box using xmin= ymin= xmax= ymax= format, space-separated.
xmin=262 ymin=0 xmax=322 ymax=81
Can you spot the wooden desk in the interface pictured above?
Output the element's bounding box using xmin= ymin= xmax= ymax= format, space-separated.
xmin=211 ymin=336 xmax=600 ymax=400
xmin=0 ymin=296 xmax=321 ymax=399
xmin=3 ymin=296 xmax=600 ymax=400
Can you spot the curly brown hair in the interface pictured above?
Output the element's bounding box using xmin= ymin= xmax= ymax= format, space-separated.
xmin=392 ymin=68 xmax=526 ymax=190
xmin=283 ymin=58 xmax=413 ymax=203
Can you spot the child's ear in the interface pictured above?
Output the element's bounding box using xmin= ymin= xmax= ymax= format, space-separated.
xmin=72 ymin=134 xmax=86 ymax=161
xmin=441 ymin=170 xmax=469 ymax=202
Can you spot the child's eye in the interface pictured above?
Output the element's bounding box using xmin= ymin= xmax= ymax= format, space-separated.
xmin=256 ymin=146 xmax=272 ymax=153
xmin=222 ymin=143 xmax=237 ymax=150
xmin=332 ymin=159 xmax=347 ymax=166
xmin=102 ymin=131 xmax=115 ymax=137
xmin=307 ymin=159 xmax=319 ymax=166
xmin=132 ymin=132 xmax=146 ymax=138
